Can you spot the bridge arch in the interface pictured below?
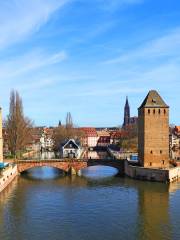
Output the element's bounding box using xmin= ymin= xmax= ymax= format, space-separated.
xmin=17 ymin=160 xmax=88 ymax=174
xmin=16 ymin=159 xmax=125 ymax=176
xmin=87 ymin=159 xmax=125 ymax=176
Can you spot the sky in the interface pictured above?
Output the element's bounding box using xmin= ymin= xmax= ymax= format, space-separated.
xmin=0 ymin=0 xmax=180 ymax=127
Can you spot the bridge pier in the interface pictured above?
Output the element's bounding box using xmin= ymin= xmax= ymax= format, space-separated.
xmin=67 ymin=167 xmax=78 ymax=175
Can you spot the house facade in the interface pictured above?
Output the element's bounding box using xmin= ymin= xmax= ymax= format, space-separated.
xmin=80 ymin=128 xmax=98 ymax=147
xmin=60 ymin=139 xmax=82 ymax=159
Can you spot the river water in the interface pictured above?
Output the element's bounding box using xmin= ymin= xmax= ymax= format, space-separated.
xmin=1 ymin=166 xmax=180 ymax=240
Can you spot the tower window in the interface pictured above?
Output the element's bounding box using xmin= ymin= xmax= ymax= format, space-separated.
xmin=162 ymin=160 xmax=165 ymax=165
xmin=158 ymin=109 xmax=161 ymax=114
xmin=148 ymin=109 xmax=150 ymax=114
xmin=153 ymin=109 xmax=155 ymax=114
xmin=164 ymin=109 xmax=166 ymax=114
xmin=150 ymin=162 xmax=152 ymax=166
xmin=150 ymin=150 xmax=153 ymax=154
xmin=160 ymin=150 xmax=162 ymax=154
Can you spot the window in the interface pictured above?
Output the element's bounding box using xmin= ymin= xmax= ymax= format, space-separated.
xmin=164 ymin=109 xmax=166 ymax=114
xmin=158 ymin=109 xmax=161 ymax=114
xmin=160 ymin=150 xmax=162 ymax=154
xmin=150 ymin=162 xmax=152 ymax=166
xmin=150 ymin=150 xmax=153 ymax=154
xmin=162 ymin=160 xmax=165 ymax=165
xmin=153 ymin=109 xmax=155 ymax=114
xmin=148 ymin=109 xmax=150 ymax=114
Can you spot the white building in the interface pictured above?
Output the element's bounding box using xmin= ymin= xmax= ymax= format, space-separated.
xmin=60 ymin=139 xmax=82 ymax=159
xmin=80 ymin=128 xmax=98 ymax=147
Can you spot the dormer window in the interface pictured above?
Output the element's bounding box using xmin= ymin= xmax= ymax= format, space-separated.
xmin=152 ymin=98 xmax=156 ymax=103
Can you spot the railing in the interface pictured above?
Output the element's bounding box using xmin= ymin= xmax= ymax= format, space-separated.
xmin=15 ymin=158 xmax=89 ymax=163
xmin=15 ymin=158 xmax=124 ymax=164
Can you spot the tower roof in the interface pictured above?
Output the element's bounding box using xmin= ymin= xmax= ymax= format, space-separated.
xmin=125 ymin=96 xmax=129 ymax=107
xmin=139 ymin=90 xmax=169 ymax=109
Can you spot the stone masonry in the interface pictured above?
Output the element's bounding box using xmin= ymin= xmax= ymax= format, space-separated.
xmin=0 ymin=107 xmax=3 ymax=162
xmin=138 ymin=90 xmax=169 ymax=168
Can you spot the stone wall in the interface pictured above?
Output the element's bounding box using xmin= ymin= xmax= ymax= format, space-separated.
xmin=125 ymin=160 xmax=169 ymax=182
xmin=138 ymin=107 xmax=169 ymax=168
xmin=0 ymin=164 xmax=18 ymax=193
xmin=125 ymin=160 xmax=180 ymax=183
xmin=168 ymin=167 xmax=180 ymax=182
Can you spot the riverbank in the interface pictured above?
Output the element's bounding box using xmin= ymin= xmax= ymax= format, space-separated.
xmin=125 ymin=159 xmax=180 ymax=183
xmin=0 ymin=164 xmax=18 ymax=193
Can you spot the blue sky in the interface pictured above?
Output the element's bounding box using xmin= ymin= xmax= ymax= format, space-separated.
xmin=0 ymin=0 xmax=180 ymax=127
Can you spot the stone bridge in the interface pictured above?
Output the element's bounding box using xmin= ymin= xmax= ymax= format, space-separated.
xmin=16 ymin=159 xmax=125 ymax=175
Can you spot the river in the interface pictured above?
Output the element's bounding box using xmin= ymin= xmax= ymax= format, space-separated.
xmin=1 ymin=165 xmax=180 ymax=240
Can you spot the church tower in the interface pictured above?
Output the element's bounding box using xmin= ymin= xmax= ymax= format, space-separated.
xmin=123 ymin=97 xmax=130 ymax=128
xmin=138 ymin=90 xmax=169 ymax=168
xmin=0 ymin=107 xmax=3 ymax=162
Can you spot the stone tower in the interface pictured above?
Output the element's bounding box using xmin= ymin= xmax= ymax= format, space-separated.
xmin=138 ymin=90 xmax=169 ymax=168
xmin=123 ymin=96 xmax=130 ymax=128
xmin=0 ymin=107 xmax=3 ymax=162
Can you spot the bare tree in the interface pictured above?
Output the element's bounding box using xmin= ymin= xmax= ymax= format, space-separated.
xmin=53 ymin=113 xmax=84 ymax=151
xmin=118 ymin=124 xmax=138 ymax=152
xmin=5 ymin=90 xmax=33 ymax=158
xmin=66 ymin=112 xmax=73 ymax=129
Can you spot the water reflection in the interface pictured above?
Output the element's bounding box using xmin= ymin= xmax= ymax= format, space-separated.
xmin=81 ymin=166 xmax=118 ymax=179
xmin=30 ymin=150 xmax=111 ymax=160
xmin=21 ymin=167 xmax=65 ymax=180
xmin=31 ymin=151 xmax=55 ymax=160
xmin=137 ymin=182 xmax=172 ymax=240
xmin=0 ymin=168 xmax=179 ymax=240
xmin=84 ymin=150 xmax=111 ymax=159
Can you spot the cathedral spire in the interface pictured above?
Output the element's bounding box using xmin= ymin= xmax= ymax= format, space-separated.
xmin=125 ymin=96 xmax=129 ymax=107
xmin=123 ymin=96 xmax=130 ymax=128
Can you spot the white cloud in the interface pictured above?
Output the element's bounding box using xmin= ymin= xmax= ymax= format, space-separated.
xmin=0 ymin=49 xmax=68 ymax=79
xmin=0 ymin=0 xmax=69 ymax=49
xmin=103 ymin=27 xmax=180 ymax=64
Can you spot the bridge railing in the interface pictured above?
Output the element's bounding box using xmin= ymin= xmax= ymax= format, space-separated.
xmin=15 ymin=158 xmax=89 ymax=163
xmin=15 ymin=158 xmax=126 ymax=164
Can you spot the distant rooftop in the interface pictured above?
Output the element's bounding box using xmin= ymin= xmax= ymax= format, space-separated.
xmin=139 ymin=90 xmax=169 ymax=109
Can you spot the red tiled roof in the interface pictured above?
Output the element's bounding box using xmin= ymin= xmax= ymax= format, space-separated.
xmin=80 ymin=127 xmax=98 ymax=137
xmin=110 ymin=130 xmax=128 ymax=139
xmin=175 ymin=126 xmax=180 ymax=133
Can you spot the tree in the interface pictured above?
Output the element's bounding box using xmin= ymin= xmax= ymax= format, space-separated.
xmin=5 ymin=90 xmax=33 ymax=158
xmin=118 ymin=124 xmax=138 ymax=152
xmin=66 ymin=112 xmax=73 ymax=129
xmin=53 ymin=112 xmax=84 ymax=151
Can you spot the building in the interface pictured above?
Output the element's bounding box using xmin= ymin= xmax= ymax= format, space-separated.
xmin=122 ymin=97 xmax=138 ymax=128
xmin=174 ymin=126 xmax=180 ymax=137
xmin=80 ymin=128 xmax=98 ymax=147
xmin=123 ymin=97 xmax=130 ymax=128
xmin=138 ymin=90 xmax=169 ymax=168
xmin=97 ymin=130 xmax=110 ymax=147
xmin=110 ymin=130 xmax=128 ymax=145
xmin=60 ymin=139 xmax=81 ymax=158
xmin=37 ymin=127 xmax=54 ymax=151
xmin=0 ymin=108 xmax=3 ymax=162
